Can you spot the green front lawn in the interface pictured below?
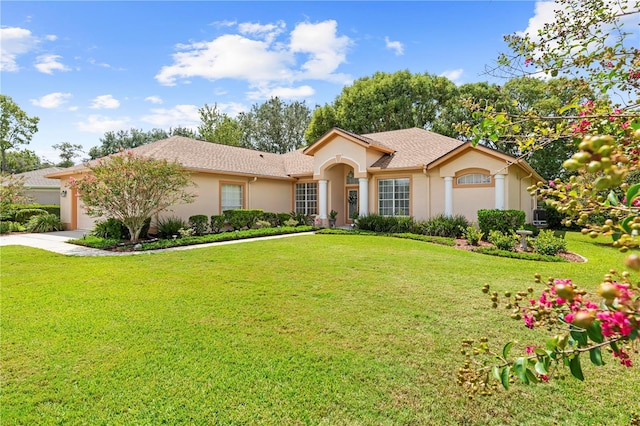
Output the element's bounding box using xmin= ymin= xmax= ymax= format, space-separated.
xmin=1 ymin=233 xmax=637 ymax=424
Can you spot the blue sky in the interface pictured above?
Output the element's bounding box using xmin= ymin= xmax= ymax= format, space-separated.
xmin=2 ymin=1 xmax=552 ymax=163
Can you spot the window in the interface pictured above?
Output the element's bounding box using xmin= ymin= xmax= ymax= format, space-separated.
xmin=346 ymin=171 xmax=359 ymax=185
xmin=378 ymin=178 xmax=410 ymax=216
xmin=221 ymin=183 xmax=243 ymax=211
xmin=456 ymin=173 xmax=491 ymax=185
xmin=295 ymin=182 xmax=317 ymax=215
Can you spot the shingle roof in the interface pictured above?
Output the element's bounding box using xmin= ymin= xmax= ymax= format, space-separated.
xmin=46 ymin=137 xmax=313 ymax=180
xmin=365 ymin=128 xmax=465 ymax=169
xmin=15 ymin=167 xmax=64 ymax=188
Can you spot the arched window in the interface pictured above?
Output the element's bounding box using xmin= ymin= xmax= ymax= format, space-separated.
xmin=456 ymin=173 xmax=491 ymax=185
xmin=454 ymin=168 xmax=493 ymax=187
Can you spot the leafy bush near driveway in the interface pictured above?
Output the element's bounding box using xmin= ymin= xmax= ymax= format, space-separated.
xmin=15 ymin=208 xmax=48 ymax=224
xmin=26 ymin=213 xmax=63 ymax=232
xmin=419 ymin=214 xmax=469 ymax=238
xmin=464 ymin=226 xmax=484 ymax=246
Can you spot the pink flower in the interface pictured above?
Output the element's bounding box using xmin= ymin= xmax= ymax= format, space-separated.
xmin=524 ymin=58 xmax=533 ymax=66
xmin=524 ymin=314 xmax=535 ymax=329
xmin=526 ymin=346 xmax=535 ymax=354
xmin=605 ymin=61 xmax=613 ymax=68
xmin=548 ymin=180 xmax=556 ymax=187
xmin=622 ymin=121 xmax=630 ymax=129
xmin=540 ymin=375 xmax=549 ymax=382
xmin=613 ymin=348 xmax=633 ymax=367
xmin=597 ymin=311 xmax=633 ymax=337
xmin=564 ymin=312 xmax=575 ymax=323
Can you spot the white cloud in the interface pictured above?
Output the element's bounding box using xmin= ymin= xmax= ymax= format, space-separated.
xmin=0 ymin=27 xmax=38 ymax=72
xmin=238 ymin=21 xmax=286 ymax=43
xmin=156 ymin=34 xmax=292 ymax=86
xmin=140 ymin=104 xmax=201 ymax=128
xmin=384 ymin=37 xmax=404 ymax=56
xmin=155 ymin=19 xmax=351 ymax=88
xmin=35 ymin=54 xmax=70 ymax=74
xmin=44 ymin=34 xmax=58 ymax=41
xmin=145 ymin=96 xmax=163 ymax=104
xmin=290 ymin=20 xmax=352 ymax=82
xmin=247 ymin=84 xmax=315 ymax=100
xmin=217 ymin=102 xmax=247 ymax=117
xmin=440 ymin=68 xmax=464 ymax=83
xmin=30 ymin=92 xmax=72 ymax=108
xmin=76 ymin=114 xmax=131 ymax=133
xmin=517 ymin=1 xmax=556 ymax=41
xmin=90 ymin=95 xmax=120 ymax=109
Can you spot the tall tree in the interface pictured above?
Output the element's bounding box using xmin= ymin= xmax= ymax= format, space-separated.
xmin=304 ymin=104 xmax=338 ymax=144
xmin=53 ymin=142 xmax=84 ymax=168
xmin=89 ymin=128 xmax=170 ymax=159
xmin=3 ymin=149 xmax=49 ymax=174
xmin=239 ymin=97 xmax=311 ymax=153
xmin=309 ymin=70 xmax=458 ymax=138
xmin=0 ymin=95 xmax=40 ymax=173
xmin=198 ymin=104 xmax=241 ymax=146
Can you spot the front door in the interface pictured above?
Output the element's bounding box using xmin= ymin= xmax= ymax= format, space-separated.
xmin=347 ymin=188 xmax=358 ymax=222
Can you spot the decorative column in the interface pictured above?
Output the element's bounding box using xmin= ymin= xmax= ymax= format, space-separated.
xmin=444 ymin=176 xmax=453 ymax=217
xmin=495 ymin=174 xmax=505 ymax=210
xmin=358 ymin=177 xmax=369 ymax=216
xmin=318 ymin=179 xmax=328 ymax=219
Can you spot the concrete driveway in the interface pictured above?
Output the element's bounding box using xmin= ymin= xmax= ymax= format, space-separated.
xmin=0 ymin=230 xmax=315 ymax=256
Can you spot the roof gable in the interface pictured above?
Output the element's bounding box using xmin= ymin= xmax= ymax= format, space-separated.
xmin=303 ymin=127 xmax=395 ymax=156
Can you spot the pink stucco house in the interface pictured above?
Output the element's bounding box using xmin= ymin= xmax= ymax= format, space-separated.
xmin=47 ymin=127 xmax=543 ymax=230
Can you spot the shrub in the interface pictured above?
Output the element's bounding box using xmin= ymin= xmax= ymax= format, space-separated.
xmin=277 ymin=213 xmax=292 ymax=226
xmin=0 ymin=222 xmax=10 ymax=234
xmin=210 ymin=215 xmax=226 ymax=233
xmin=26 ymin=213 xmax=63 ymax=233
xmin=178 ymin=227 xmax=195 ymax=238
xmin=92 ymin=217 xmax=150 ymax=241
xmin=284 ymin=218 xmax=299 ymax=227
xmin=224 ymin=209 xmax=263 ymax=230
xmin=420 ymin=214 xmax=469 ymax=238
xmin=15 ymin=208 xmax=48 ymax=224
xmin=188 ymin=215 xmax=209 ymax=235
xmin=157 ymin=216 xmax=188 ymax=238
xmin=464 ymin=226 xmax=484 ymax=246
xmin=530 ymin=229 xmax=567 ymax=256
xmin=289 ymin=211 xmax=313 ymax=226
xmin=261 ymin=212 xmax=279 ymax=227
xmin=488 ymin=230 xmax=518 ymax=251
xmin=356 ymin=214 xmax=403 ymax=233
xmin=92 ymin=218 xmax=126 ymax=240
xmin=255 ymin=220 xmax=272 ymax=229
xmin=477 ymin=209 xmax=525 ymax=237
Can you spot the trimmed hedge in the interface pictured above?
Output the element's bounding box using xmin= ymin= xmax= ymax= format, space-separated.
xmin=1 ymin=204 xmax=60 ymax=221
xmin=223 ymin=209 xmax=263 ymax=230
xmin=477 ymin=209 xmax=525 ymax=237
xmin=188 ymin=215 xmax=209 ymax=235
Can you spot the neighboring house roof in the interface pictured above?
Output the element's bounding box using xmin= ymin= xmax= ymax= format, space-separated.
xmin=45 ymin=128 xmax=542 ymax=181
xmin=14 ymin=167 xmax=64 ymax=188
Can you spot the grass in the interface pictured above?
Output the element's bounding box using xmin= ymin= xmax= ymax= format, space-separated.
xmin=1 ymin=232 xmax=638 ymax=424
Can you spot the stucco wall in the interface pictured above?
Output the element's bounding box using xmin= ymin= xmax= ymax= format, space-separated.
xmin=26 ymin=189 xmax=60 ymax=205
xmin=313 ymin=136 xmax=369 ymax=178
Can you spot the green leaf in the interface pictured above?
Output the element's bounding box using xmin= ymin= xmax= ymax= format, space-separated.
xmin=525 ymin=368 xmax=538 ymax=384
xmin=625 ymin=183 xmax=640 ymax=207
xmin=570 ymin=329 xmax=588 ymax=347
xmin=489 ymin=132 xmax=499 ymax=142
xmin=569 ymin=355 xmax=585 ymax=381
xmin=513 ymin=357 xmax=529 ymax=384
xmin=607 ymin=191 xmax=618 ymax=206
xmin=546 ymin=336 xmax=558 ymax=351
xmin=589 ymin=347 xmax=604 ymax=366
xmin=492 ymin=365 xmax=501 ymax=381
xmin=503 ymin=341 xmax=515 ymax=359
xmin=610 ymin=340 xmax=619 ymax=353
xmin=629 ymin=328 xmax=638 ymax=341
xmin=621 ymin=216 xmax=633 ymax=234
xmin=535 ymin=359 xmax=549 ymax=375
xmin=500 ymin=366 xmax=510 ymax=390
xmin=586 ymin=321 xmax=604 ymax=344
xmin=558 ymin=103 xmax=579 ymax=114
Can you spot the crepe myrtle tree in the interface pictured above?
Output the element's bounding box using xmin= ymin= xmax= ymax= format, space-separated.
xmin=69 ymin=150 xmax=196 ymax=242
xmin=457 ymin=0 xmax=640 ymax=397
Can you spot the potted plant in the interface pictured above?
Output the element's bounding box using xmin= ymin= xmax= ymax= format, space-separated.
xmin=328 ymin=210 xmax=338 ymax=228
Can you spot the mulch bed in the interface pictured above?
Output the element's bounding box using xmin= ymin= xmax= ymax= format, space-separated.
xmin=453 ymin=238 xmax=586 ymax=263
